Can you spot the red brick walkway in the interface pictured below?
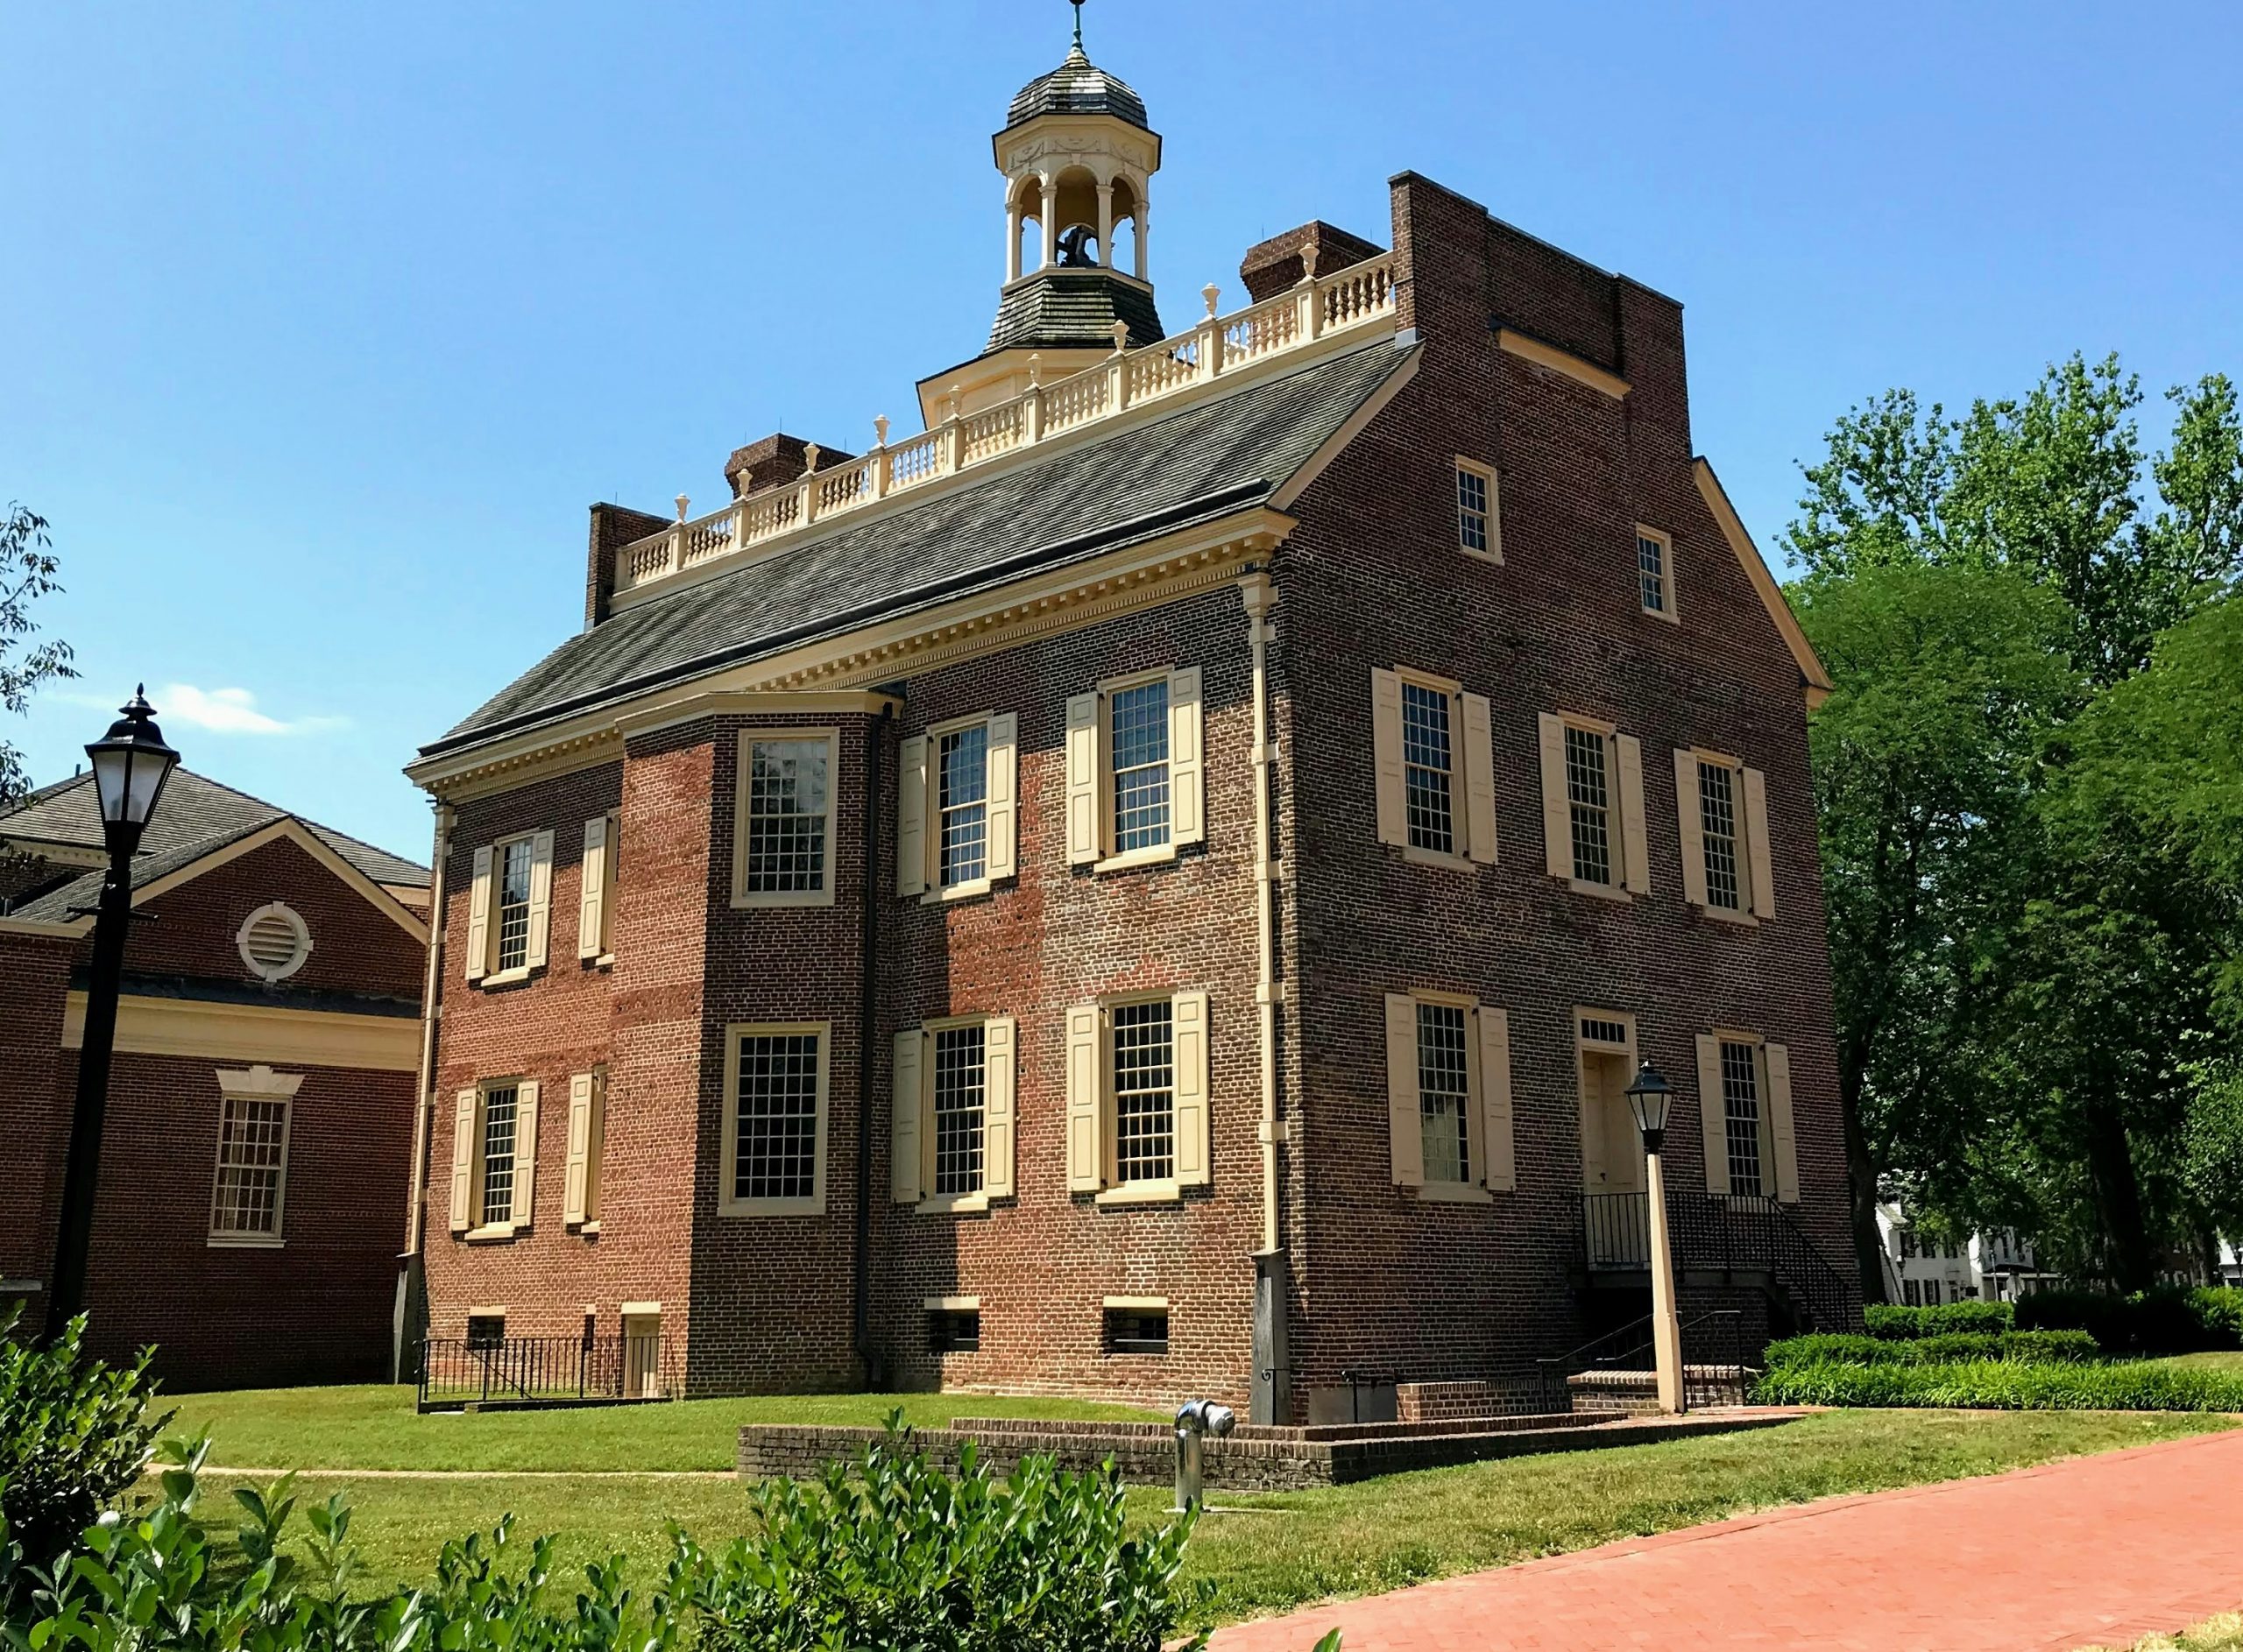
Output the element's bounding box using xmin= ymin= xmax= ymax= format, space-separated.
xmin=1213 ymin=1428 xmax=2243 ymax=1651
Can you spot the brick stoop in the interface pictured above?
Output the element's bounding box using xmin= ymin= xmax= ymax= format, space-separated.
xmin=736 ymin=1408 xmax=1807 ymax=1491
xmin=1566 ymin=1366 xmax=1754 ymax=1415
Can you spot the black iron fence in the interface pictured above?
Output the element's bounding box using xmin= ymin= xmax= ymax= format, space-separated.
xmin=1583 ymin=1191 xmax=1652 ymax=1268
xmin=1533 ymin=1309 xmax=1748 ymax=1413
xmin=1578 ymin=1191 xmax=1859 ymax=1332
xmin=417 ymin=1333 xmax=680 ymax=1412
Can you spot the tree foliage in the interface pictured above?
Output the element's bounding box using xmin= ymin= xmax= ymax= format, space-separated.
xmin=0 ymin=504 xmax=74 ymax=808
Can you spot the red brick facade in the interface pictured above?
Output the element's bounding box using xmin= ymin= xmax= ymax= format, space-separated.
xmin=416 ymin=168 xmax=1854 ymax=1416
xmin=1 ymin=813 xmax=426 ymax=1389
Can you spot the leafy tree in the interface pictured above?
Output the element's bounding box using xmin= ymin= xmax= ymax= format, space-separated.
xmin=0 ymin=503 xmax=74 ymax=808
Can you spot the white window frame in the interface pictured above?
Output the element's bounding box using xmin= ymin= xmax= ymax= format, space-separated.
xmin=488 ymin=832 xmax=539 ymax=978
xmin=898 ymin=712 xmax=1018 ymax=902
xmin=1677 ymin=747 xmax=1774 ymax=922
xmin=1456 ymin=457 xmax=1502 ymax=563
xmin=1065 ymin=987 xmax=1212 ymax=1205
xmin=207 ymin=1065 xmax=301 ymax=1248
xmin=732 ymin=729 xmax=839 ymax=909
xmin=1695 ymin=1029 xmax=1799 ymax=1204
xmin=455 ymin=1075 xmax=541 ymax=1241
xmin=1065 ymin=667 xmax=1205 ymax=873
xmin=718 ymin=1020 xmax=830 ymax=1217
xmin=1636 ymin=524 xmax=1678 ymax=621
xmin=1539 ymin=712 xmax=1650 ymax=900
xmin=1384 ymin=989 xmax=1516 ymax=1201
xmin=892 ymin=1013 xmax=1016 ymax=1213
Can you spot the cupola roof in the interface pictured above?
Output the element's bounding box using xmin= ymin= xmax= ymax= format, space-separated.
xmin=1004 ymin=38 xmax=1148 ymax=132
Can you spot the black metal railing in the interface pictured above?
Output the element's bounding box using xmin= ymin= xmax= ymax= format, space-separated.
xmin=417 ymin=1333 xmax=680 ymax=1412
xmin=1583 ymin=1191 xmax=1652 ymax=1268
xmin=1533 ymin=1309 xmax=1748 ymax=1413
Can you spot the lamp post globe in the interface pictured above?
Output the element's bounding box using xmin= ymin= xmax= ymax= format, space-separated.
xmin=45 ymin=688 xmax=180 ymax=1341
xmin=85 ymin=687 xmax=180 ymax=855
xmin=1624 ymin=1061 xmax=1673 ymax=1153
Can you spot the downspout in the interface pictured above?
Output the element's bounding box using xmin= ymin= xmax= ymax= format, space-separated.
xmin=853 ymin=705 xmax=891 ymax=1387
xmin=1240 ymin=567 xmax=1289 ymax=1423
xmin=394 ymin=800 xmax=452 ymax=1382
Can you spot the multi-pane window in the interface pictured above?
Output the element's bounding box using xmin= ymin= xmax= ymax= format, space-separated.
xmin=937 ymin=724 xmax=989 ymax=888
xmin=1111 ymin=999 xmax=1176 ymax=1183
xmin=1401 ymin=681 xmax=1455 ymax=856
xmin=1105 ymin=1306 xmax=1170 ymax=1355
xmin=731 ymin=1031 xmax=822 ymax=1203
xmin=1456 ymin=462 xmax=1494 ymax=555
xmin=1416 ymin=1002 xmax=1472 ymax=1184
xmin=209 ymin=1098 xmax=287 ymax=1239
xmin=1638 ymin=528 xmax=1670 ymax=614
xmin=928 ymin=1309 xmax=981 ymax=1353
xmin=1110 ymin=680 xmax=1171 ymax=854
xmin=931 ymin=1024 xmax=987 ymax=1197
xmin=745 ymin=738 xmax=831 ymax=895
xmin=1719 ymin=1040 xmax=1765 ymax=1198
xmin=494 ymin=838 xmax=534 ymax=972
xmin=479 ymin=1084 xmax=520 ymax=1225
xmin=1698 ymin=760 xmax=1743 ymax=910
xmin=1903 ymin=1279 xmax=1921 ymax=1307
xmin=1564 ymin=725 xmax=1614 ymax=886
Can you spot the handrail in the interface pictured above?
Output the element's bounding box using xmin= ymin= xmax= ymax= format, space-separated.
xmin=611 ymin=251 xmax=1401 ymax=599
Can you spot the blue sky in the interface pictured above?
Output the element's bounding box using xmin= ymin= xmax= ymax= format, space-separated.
xmin=5 ymin=3 xmax=2239 ymax=858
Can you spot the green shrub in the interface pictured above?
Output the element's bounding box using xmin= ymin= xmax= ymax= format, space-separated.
xmin=1999 ymin=1329 xmax=2101 ymax=1363
xmin=1754 ymin=1357 xmax=2243 ymax=1411
xmin=1762 ymin=1327 xmax=2097 ymax=1372
xmin=0 ymin=1306 xmax=168 ymax=1597
xmin=1911 ymin=1332 xmax=2004 ymax=1361
xmin=1863 ymin=1300 xmax=2013 ymax=1339
xmin=2016 ymin=1286 xmax=2243 ymax=1352
xmin=1763 ymin=1333 xmax=1896 ymax=1368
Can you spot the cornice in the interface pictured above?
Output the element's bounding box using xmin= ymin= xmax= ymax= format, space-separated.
xmin=1495 ymin=328 xmax=1631 ymax=400
xmin=62 ymin=992 xmax=421 ymax=1072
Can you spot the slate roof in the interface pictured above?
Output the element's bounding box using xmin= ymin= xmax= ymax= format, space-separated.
xmin=1005 ymin=45 xmax=1149 ymax=131
xmin=0 ymin=767 xmax=428 ymax=923
xmin=986 ymin=270 xmax=1164 ymax=355
xmin=426 ymin=333 xmax=1415 ymax=760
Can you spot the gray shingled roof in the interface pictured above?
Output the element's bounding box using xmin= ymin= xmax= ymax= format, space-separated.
xmin=987 ymin=271 xmax=1164 ymax=355
xmin=0 ymin=767 xmax=428 ymax=923
xmin=1005 ymin=45 xmax=1149 ymax=131
xmin=426 ymin=334 xmax=1414 ymax=759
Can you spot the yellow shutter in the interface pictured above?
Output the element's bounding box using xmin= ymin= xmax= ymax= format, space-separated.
xmin=449 ymin=1088 xmax=477 ymax=1232
xmin=1475 ymin=1005 xmax=1515 ymax=1191
xmin=1168 ymin=667 xmax=1205 ymax=847
xmin=1675 ymin=751 xmax=1708 ymax=907
xmin=1744 ymin=766 xmax=1776 ymax=919
xmin=1371 ymin=668 xmax=1405 ymax=847
xmin=563 ymin=1071 xmax=595 ymax=1224
xmin=1171 ymin=989 xmax=1211 ymax=1186
xmin=1537 ymin=712 xmax=1570 ymax=879
xmin=513 ymin=1078 xmax=540 ymax=1224
xmin=1386 ymin=993 xmax=1424 ymax=1187
xmin=1065 ymin=694 xmax=1101 ymax=865
xmin=985 ymin=713 xmax=1019 ymax=882
xmin=1766 ymin=1041 xmax=1799 ymax=1203
xmin=577 ymin=817 xmax=608 ymax=959
xmin=896 ymin=735 xmax=930 ymax=897
xmin=1065 ymin=1003 xmax=1104 ymax=1190
xmin=1696 ymin=1034 xmax=1730 ymax=1197
xmin=585 ymin=1070 xmax=605 ymax=1223
xmin=890 ymin=1029 xmax=923 ymax=1203
xmin=1461 ymin=690 xmax=1498 ymax=865
xmin=464 ymin=847 xmax=492 ymax=982
xmin=1616 ymin=733 xmax=1651 ymax=894
xmin=983 ymin=1015 xmax=1016 ymax=1198
xmin=525 ymin=830 xmax=555 ymax=969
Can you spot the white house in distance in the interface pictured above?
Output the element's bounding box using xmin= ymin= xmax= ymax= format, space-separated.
xmin=1877 ymin=1203 xmax=2060 ymax=1305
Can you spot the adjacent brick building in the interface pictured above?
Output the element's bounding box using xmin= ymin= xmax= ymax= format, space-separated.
xmin=0 ymin=765 xmax=428 ymax=1387
xmin=405 ymin=29 xmax=1854 ymax=1422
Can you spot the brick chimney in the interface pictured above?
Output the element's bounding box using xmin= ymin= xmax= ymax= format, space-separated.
xmin=724 ymin=434 xmax=858 ymax=500
xmin=1238 ymin=221 xmax=1385 ymax=305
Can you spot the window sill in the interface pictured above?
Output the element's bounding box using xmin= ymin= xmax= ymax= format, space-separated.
xmin=1094 ymin=1179 xmax=1183 ymax=1207
xmin=571 ymin=1219 xmax=603 ymax=1236
xmin=1093 ymin=844 xmax=1177 ymax=876
xmin=590 ymin=952 xmax=617 ymax=969
xmin=1460 ymin=543 xmax=1504 ymax=566
xmin=1640 ymin=604 xmax=1680 ymax=625
xmin=1414 ymin=1182 xmax=1495 ymax=1205
xmin=206 ymin=1233 xmax=286 ymax=1249
xmin=915 ymin=1192 xmax=991 ymax=1216
xmin=477 ymin=967 xmax=535 ymax=990
xmin=1692 ymin=902 xmax=1759 ymax=928
xmin=462 ymin=1223 xmax=520 ymax=1243
xmin=1401 ymin=844 xmax=1475 ymax=873
xmin=730 ymin=889 xmax=837 ymax=911
xmin=1566 ymin=878 xmax=1633 ymax=903
xmin=716 ymin=1197 xmax=826 ymax=1218
xmin=922 ymin=879 xmax=994 ymax=906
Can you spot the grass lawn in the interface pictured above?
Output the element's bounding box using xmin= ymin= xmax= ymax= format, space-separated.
xmin=2154 ymin=1352 xmax=2243 ymax=1373
xmin=166 ymin=1408 xmax=2232 ymax=1627
xmin=2095 ymin=1612 xmax=2243 ymax=1651
xmin=159 ymin=1384 xmax=1157 ymax=1472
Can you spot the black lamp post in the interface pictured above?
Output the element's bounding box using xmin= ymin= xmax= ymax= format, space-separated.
xmin=1624 ymin=1060 xmax=1686 ymax=1414
xmin=45 ymin=688 xmax=180 ymax=1340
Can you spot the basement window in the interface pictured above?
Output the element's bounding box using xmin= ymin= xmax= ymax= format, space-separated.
xmin=928 ymin=1309 xmax=981 ymax=1354
xmin=465 ymin=1313 xmax=506 ymax=1350
xmin=1104 ymin=1303 xmax=1170 ymax=1356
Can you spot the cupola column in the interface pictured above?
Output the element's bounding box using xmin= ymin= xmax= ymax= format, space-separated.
xmin=1039 ymin=178 xmax=1059 ymax=270
xmin=1136 ymin=198 xmax=1150 ymax=280
xmin=1096 ymin=180 xmax=1114 ymax=269
xmin=1006 ymin=186 xmax=1022 ymax=283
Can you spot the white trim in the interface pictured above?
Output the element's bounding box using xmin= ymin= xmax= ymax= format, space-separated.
xmin=207 ymin=1069 xmax=297 ymax=1248
xmin=235 ymin=901 xmax=313 ymax=983
xmin=1454 ymin=455 xmax=1503 ymax=563
xmin=730 ymin=729 xmax=841 ymax=909
xmin=923 ymin=1295 xmax=980 ymax=1311
xmin=1101 ymin=1295 xmax=1169 ymax=1310
xmin=718 ymin=1021 xmax=831 ymax=1216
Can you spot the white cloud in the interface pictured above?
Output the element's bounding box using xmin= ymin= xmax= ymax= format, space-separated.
xmin=149 ymin=683 xmax=348 ymax=738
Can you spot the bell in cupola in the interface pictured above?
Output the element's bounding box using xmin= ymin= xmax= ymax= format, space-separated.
xmin=915 ymin=0 xmax=1166 ymax=427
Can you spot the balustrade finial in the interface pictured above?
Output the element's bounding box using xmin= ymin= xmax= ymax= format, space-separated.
xmin=1111 ymin=319 xmax=1129 ymax=354
xmin=1029 ymin=351 xmax=1043 ymax=388
xmin=803 ymin=443 xmax=822 ymax=477
xmin=874 ymin=414 xmax=890 ymax=448
xmin=947 ymin=385 xmax=964 ymax=421
xmin=1301 ymin=242 xmax=1320 ymax=282
xmin=1202 ymin=283 xmax=1220 ymax=318
xmin=675 ymin=493 xmax=690 ymax=522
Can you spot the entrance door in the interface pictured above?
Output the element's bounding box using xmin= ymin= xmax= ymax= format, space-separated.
xmin=622 ymin=1313 xmax=662 ymax=1399
xmin=1581 ymin=1049 xmax=1644 ymax=1194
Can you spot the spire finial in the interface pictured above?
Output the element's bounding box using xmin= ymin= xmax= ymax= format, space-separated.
xmin=1071 ymin=0 xmax=1086 ymax=52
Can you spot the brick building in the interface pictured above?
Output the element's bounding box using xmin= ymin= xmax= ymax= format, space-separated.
xmin=404 ymin=27 xmax=1855 ymax=1422
xmin=0 ymin=763 xmax=428 ymax=1388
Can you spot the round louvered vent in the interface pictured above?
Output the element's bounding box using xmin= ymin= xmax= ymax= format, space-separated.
xmin=236 ymin=902 xmax=312 ymax=983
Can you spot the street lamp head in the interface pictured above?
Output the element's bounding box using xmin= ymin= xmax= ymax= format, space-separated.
xmin=86 ymin=687 xmax=180 ymax=856
xmin=1624 ymin=1060 xmax=1673 ymax=1152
